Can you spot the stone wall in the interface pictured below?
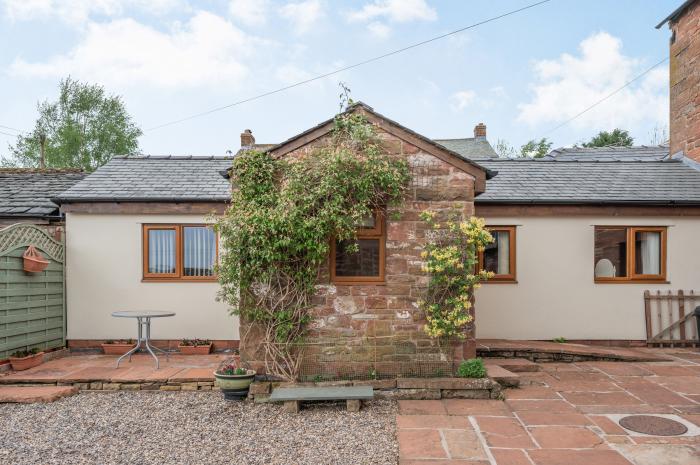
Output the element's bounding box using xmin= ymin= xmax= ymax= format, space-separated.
xmin=669 ymin=0 xmax=700 ymax=162
xmin=240 ymin=125 xmax=479 ymax=377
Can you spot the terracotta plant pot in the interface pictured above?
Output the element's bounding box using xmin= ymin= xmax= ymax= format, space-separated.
xmin=23 ymin=245 xmax=49 ymax=273
xmin=101 ymin=343 xmax=136 ymax=355
xmin=9 ymin=352 xmax=44 ymax=371
xmin=214 ymin=369 xmax=256 ymax=400
xmin=178 ymin=344 xmax=213 ymax=355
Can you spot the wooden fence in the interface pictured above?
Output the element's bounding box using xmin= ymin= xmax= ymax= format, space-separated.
xmin=0 ymin=223 xmax=65 ymax=359
xmin=644 ymin=290 xmax=699 ymax=347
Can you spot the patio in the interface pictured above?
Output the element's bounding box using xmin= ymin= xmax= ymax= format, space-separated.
xmin=398 ymin=347 xmax=700 ymax=465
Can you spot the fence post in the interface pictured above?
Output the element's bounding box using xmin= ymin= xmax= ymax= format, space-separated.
xmin=679 ymin=290 xmax=686 ymax=341
xmin=644 ymin=290 xmax=652 ymax=342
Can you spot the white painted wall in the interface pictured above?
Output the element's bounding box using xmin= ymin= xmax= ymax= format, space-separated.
xmin=65 ymin=213 xmax=238 ymax=340
xmin=475 ymin=215 xmax=700 ymax=340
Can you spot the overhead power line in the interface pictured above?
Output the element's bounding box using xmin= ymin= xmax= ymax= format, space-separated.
xmin=146 ymin=0 xmax=552 ymax=132
xmin=0 ymin=130 xmax=18 ymax=137
xmin=543 ymin=56 xmax=670 ymax=135
xmin=0 ymin=124 xmax=22 ymax=133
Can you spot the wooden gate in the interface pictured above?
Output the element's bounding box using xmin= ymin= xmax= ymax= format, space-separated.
xmin=0 ymin=223 xmax=65 ymax=359
xmin=644 ymin=290 xmax=699 ymax=347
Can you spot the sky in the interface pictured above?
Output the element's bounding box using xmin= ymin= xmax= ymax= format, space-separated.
xmin=0 ymin=0 xmax=679 ymax=160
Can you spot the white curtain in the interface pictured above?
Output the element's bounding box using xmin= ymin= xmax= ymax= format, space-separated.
xmin=639 ymin=231 xmax=660 ymax=275
xmin=149 ymin=230 xmax=175 ymax=273
xmin=497 ymin=231 xmax=510 ymax=275
xmin=184 ymin=227 xmax=215 ymax=276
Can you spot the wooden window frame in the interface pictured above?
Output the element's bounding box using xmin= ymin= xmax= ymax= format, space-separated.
xmin=330 ymin=209 xmax=386 ymax=285
xmin=593 ymin=226 xmax=667 ymax=284
xmin=142 ymin=224 xmax=218 ymax=282
xmin=478 ymin=226 xmax=517 ymax=283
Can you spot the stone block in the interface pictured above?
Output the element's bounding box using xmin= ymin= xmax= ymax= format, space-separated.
xmin=199 ymin=385 xmax=212 ymax=391
xmin=253 ymin=393 xmax=271 ymax=403
xmin=441 ymin=389 xmax=492 ymax=399
xmin=102 ymin=383 xmax=121 ymax=391
xmin=353 ymin=379 xmax=397 ymax=389
xmin=285 ymin=400 xmax=300 ymax=413
xmin=160 ymin=385 xmax=181 ymax=391
xmin=397 ymin=377 xmax=493 ymax=390
xmin=249 ymin=382 xmax=271 ymax=395
xmin=347 ymin=399 xmax=361 ymax=412
xmin=487 ymin=366 xmax=520 ymax=388
xmin=73 ymin=383 xmax=89 ymax=390
xmin=120 ymin=383 xmax=141 ymax=391
xmin=181 ymin=382 xmax=199 ymax=391
xmin=89 ymin=382 xmax=103 ymax=391
xmin=375 ymin=388 xmax=441 ymax=400
xmin=140 ymin=383 xmax=160 ymax=391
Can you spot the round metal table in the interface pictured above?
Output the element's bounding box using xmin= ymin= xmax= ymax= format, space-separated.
xmin=111 ymin=311 xmax=176 ymax=369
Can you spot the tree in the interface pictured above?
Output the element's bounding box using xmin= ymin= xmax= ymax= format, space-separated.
xmin=520 ymin=138 xmax=552 ymax=158
xmin=582 ymin=128 xmax=633 ymax=148
xmin=4 ymin=77 xmax=141 ymax=171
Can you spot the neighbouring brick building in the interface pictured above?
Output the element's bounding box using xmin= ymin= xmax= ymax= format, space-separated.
xmin=658 ymin=0 xmax=700 ymax=162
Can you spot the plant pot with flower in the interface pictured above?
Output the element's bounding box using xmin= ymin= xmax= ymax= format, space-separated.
xmin=178 ymin=338 xmax=213 ymax=355
xmin=9 ymin=348 xmax=44 ymax=371
xmin=214 ymin=361 xmax=256 ymax=400
xmin=101 ymin=339 xmax=136 ymax=355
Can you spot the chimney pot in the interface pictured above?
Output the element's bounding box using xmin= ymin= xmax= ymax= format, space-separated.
xmin=474 ymin=123 xmax=487 ymax=139
xmin=240 ymin=129 xmax=255 ymax=147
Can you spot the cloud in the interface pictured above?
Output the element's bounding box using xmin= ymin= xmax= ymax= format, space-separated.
xmin=1 ymin=0 xmax=182 ymax=24
xmin=517 ymin=32 xmax=668 ymax=133
xmin=348 ymin=0 xmax=436 ymax=23
xmin=279 ymin=0 xmax=324 ymax=34
xmin=450 ymin=90 xmax=476 ymax=111
xmin=347 ymin=0 xmax=436 ymax=38
xmin=9 ymin=11 xmax=260 ymax=89
xmin=228 ymin=0 xmax=268 ymax=26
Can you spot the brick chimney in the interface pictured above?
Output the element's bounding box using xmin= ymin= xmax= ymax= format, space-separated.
xmin=240 ymin=129 xmax=255 ymax=147
xmin=474 ymin=123 xmax=487 ymax=140
xmin=664 ymin=0 xmax=700 ymax=162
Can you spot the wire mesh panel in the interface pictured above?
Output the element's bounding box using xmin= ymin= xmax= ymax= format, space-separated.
xmin=295 ymin=336 xmax=458 ymax=381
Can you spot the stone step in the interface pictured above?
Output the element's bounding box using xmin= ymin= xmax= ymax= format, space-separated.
xmin=486 ymin=365 xmax=520 ymax=388
xmin=484 ymin=357 xmax=540 ymax=373
xmin=0 ymin=385 xmax=78 ymax=403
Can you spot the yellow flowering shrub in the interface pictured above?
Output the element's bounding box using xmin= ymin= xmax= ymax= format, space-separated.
xmin=419 ymin=211 xmax=495 ymax=339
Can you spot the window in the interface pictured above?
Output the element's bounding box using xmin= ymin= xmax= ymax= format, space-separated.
xmin=478 ymin=226 xmax=516 ymax=282
xmin=330 ymin=210 xmax=385 ymax=284
xmin=594 ymin=226 xmax=666 ymax=282
xmin=143 ymin=224 xmax=217 ymax=281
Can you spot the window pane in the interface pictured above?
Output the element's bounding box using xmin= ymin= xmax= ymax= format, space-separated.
xmin=335 ymin=239 xmax=380 ymax=277
xmin=483 ymin=231 xmax=510 ymax=275
xmin=594 ymin=228 xmax=627 ymax=278
xmin=148 ymin=229 xmax=176 ymax=274
xmin=635 ymin=231 xmax=661 ymax=275
xmin=183 ymin=226 xmax=216 ymax=277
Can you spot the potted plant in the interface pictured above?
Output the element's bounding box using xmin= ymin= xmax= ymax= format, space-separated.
xmin=101 ymin=339 xmax=136 ymax=355
xmin=178 ymin=338 xmax=213 ymax=355
xmin=214 ymin=361 xmax=256 ymax=400
xmin=9 ymin=348 xmax=44 ymax=371
xmin=22 ymin=245 xmax=49 ymax=273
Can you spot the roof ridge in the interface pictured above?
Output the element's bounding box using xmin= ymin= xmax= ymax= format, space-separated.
xmin=113 ymin=155 xmax=235 ymax=160
xmin=0 ymin=168 xmax=85 ymax=174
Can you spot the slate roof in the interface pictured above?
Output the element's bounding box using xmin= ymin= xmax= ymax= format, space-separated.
xmin=548 ymin=145 xmax=669 ymax=162
xmin=0 ymin=169 xmax=85 ymax=218
xmin=55 ymin=156 xmax=233 ymax=203
xmin=476 ymin=158 xmax=700 ymax=205
xmin=656 ymin=0 xmax=696 ymax=28
xmin=433 ymin=138 xmax=499 ymax=160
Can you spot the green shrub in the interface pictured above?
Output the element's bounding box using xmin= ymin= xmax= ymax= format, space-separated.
xmin=552 ymin=337 xmax=567 ymax=343
xmin=457 ymin=358 xmax=487 ymax=378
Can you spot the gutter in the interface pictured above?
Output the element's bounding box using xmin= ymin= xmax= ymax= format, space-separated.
xmin=51 ymin=197 xmax=231 ymax=204
xmin=474 ymin=199 xmax=700 ymax=206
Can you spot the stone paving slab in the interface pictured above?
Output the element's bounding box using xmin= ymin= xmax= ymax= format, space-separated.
xmin=398 ymin=348 xmax=700 ymax=465
xmin=0 ymin=385 xmax=78 ymax=403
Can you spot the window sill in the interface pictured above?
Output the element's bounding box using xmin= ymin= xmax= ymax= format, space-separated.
xmin=142 ymin=278 xmax=218 ymax=283
xmin=594 ymin=279 xmax=669 ymax=284
xmin=331 ymin=280 xmax=386 ymax=286
xmin=483 ymin=280 xmax=518 ymax=284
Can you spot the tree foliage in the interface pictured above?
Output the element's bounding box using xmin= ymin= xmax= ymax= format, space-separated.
xmin=520 ymin=137 xmax=553 ymax=158
xmin=4 ymin=77 xmax=141 ymax=171
xmin=216 ymin=109 xmax=410 ymax=380
xmin=581 ymin=128 xmax=634 ymax=148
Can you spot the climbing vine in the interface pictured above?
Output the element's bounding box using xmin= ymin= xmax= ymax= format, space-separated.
xmin=419 ymin=212 xmax=495 ymax=339
xmin=216 ymin=106 xmax=410 ymax=380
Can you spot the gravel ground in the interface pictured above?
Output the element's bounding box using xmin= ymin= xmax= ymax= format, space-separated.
xmin=0 ymin=391 xmax=398 ymax=465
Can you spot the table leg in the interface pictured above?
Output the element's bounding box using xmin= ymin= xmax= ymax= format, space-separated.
xmin=116 ymin=317 xmax=144 ymax=368
xmin=143 ymin=317 xmax=160 ymax=369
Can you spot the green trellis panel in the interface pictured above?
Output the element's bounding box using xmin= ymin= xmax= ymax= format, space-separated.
xmin=0 ymin=224 xmax=65 ymax=360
